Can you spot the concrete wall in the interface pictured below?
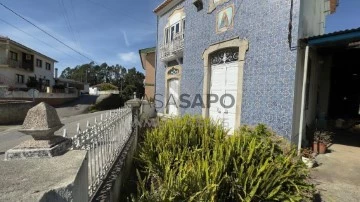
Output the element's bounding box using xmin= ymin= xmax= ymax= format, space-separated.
xmin=0 ymin=150 xmax=88 ymax=202
xmin=0 ymin=66 xmax=33 ymax=88
xmin=298 ymin=0 xmax=331 ymax=38
xmin=155 ymin=0 xmax=300 ymax=140
xmin=3 ymin=91 xmax=78 ymax=99
xmin=0 ymin=100 xmax=34 ymax=124
xmin=1 ymin=90 xmax=79 ymax=107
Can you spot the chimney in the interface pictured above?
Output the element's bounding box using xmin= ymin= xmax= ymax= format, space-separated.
xmin=55 ymin=68 xmax=58 ymax=79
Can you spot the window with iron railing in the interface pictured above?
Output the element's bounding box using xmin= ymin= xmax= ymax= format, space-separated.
xmin=161 ymin=19 xmax=185 ymax=60
xmin=164 ymin=19 xmax=185 ymax=45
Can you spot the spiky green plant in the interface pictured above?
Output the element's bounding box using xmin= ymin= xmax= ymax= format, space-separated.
xmin=132 ymin=116 xmax=314 ymax=202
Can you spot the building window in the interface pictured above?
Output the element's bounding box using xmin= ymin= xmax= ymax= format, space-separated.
xmin=164 ymin=19 xmax=185 ymax=44
xmin=10 ymin=51 xmax=18 ymax=61
xmin=36 ymin=59 xmax=42 ymax=67
xmin=45 ymin=62 xmax=51 ymax=70
xmin=45 ymin=79 xmax=50 ymax=86
xmin=16 ymin=74 xmax=24 ymax=84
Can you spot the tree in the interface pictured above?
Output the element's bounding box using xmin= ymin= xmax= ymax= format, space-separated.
xmin=59 ymin=63 xmax=144 ymax=100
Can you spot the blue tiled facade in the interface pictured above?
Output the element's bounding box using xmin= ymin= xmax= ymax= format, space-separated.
xmin=155 ymin=0 xmax=300 ymax=140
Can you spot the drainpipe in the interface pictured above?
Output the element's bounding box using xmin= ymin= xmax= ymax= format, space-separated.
xmin=298 ymin=45 xmax=310 ymax=155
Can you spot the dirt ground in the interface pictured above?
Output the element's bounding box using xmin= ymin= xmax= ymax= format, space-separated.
xmin=311 ymin=130 xmax=360 ymax=202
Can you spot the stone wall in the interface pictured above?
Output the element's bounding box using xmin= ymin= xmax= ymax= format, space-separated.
xmin=155 ymin=0 xmax=300 ymax=140
xmin=0 ymin=151 xmax=88 ymax=202
xmin=0 ymin=100 xmax=34 ymax=124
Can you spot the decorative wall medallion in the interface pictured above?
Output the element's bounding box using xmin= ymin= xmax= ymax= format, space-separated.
xmin=216 ymin=5 xmax=234 ymax=33
xmin=210 ymin=48 xmax=239 ymax=65
xmin=208 ymin=0 xmax=230 ymax=13
xmin=168 ymin=67 xmax=180 ymax=75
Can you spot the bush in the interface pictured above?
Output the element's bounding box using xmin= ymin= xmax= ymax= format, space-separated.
xmin=90 ymin=94 xmax=124 ymax=111
xmin=26 ymin=77 xmax=39 ymax=88
xmin=52 ymin=84 xmax=65 ymax=90
xmin=132 ymin=116 xmax=314 ymax=201
xmin=94 ymin=83 xmax=118 ymax=91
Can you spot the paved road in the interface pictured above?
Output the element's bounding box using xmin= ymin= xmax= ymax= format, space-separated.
xmin=0 ymin=94 xmax=113 ymax=158
xmin=56 ymin=94 xmax=98 ymax=118
xmin=0 ymin=110 xmax=114 ymax=157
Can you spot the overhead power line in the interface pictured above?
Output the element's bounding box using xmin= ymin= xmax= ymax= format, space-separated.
xmin=0 ymin=2 xmax=95 ymax=63
xmin=0 ymin=17 xmax=86 ymax=64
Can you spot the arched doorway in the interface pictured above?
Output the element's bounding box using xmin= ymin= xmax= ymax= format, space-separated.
xmin=209 ymin=48 xmax=239 ymax=130
xmin=202 ymin=38 xmax=249 ymax=131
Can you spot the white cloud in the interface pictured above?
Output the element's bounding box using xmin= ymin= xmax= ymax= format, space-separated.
xmin=118 ymin=52 xmax=137 ymax=63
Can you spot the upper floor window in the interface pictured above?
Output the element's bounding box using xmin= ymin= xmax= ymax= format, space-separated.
xmin=10 ymin=51 xmax=18 ymax=61
xmin=164 ymin=19 xmax=185 ymax=44
xmin=36 ymin=59 xmax=42 ymax=67
xmin=46 ymin=62 xmax=51 ymax=70
xmin=164 ymin=8 xmax=185 ymax=45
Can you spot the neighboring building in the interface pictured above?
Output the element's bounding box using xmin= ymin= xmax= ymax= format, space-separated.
xmin=153 ymin=0 xmax=338 ymax=143
xmin=139 ymin=47 xmax=156 ymax=100
xmin=0 ymin=36 xmax=57 ymax=89
xmin=54 ymin=77 xmax=84 ymax=93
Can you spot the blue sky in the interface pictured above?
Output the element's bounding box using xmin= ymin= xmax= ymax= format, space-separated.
xmin=326 ymin=0 xmax=360 ymax=32
xmin=0 ymin=0 xmax=359 ymax=75
xmin=0 ymin=0 xmax=162 ymax=74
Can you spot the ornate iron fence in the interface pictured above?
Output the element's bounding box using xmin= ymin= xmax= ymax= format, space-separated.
xmin=66 ymin=107 xmax=133 ymax=198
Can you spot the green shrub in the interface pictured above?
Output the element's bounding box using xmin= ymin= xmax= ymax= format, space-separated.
xmin=26 ymin=76 xmax=39 ymax=88
xmin=132 ymin=116 xmax=314 ymax=202
xmin=94 ymin=83 xmax=118 ymax=91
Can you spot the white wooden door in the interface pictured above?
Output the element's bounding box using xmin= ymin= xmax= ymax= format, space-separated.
xmin=209 ymin=62 xmax=238 ymax=131
xmin=168 ymin=79 xmax=179 ymax=116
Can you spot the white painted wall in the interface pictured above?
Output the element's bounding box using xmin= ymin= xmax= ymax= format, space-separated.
xmin=89 ymin=87 xmax=98 ymax=95
xmin=33 ymin=54 xmax=55 ymax=87
xmin=0 ymin=38 xmax=56 ymax=88
xmin=299 ymin=0 xmax=331 ymax=38
xmin=2 ymin=90 xmax=78 ymax=99
xmin=0 ymin=67 xmax=34 ymax=88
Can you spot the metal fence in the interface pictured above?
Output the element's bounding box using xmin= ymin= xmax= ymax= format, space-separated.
xmin=65 ymin=107 xmax=133 ymax=197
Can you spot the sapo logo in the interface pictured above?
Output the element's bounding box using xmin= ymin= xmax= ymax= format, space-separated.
xmin=143 ymin=93 xmax=235 ymax=109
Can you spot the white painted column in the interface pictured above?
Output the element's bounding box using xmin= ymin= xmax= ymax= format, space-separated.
xmin=298 ymin=45 xmax=310 ymax=155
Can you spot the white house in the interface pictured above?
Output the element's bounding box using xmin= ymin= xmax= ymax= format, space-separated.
xmin=0 ymin=36 xmax=57 ymax=89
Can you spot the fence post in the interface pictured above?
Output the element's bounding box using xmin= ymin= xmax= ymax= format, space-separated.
xmin=125 ymin=92 xmax=142 ymax=137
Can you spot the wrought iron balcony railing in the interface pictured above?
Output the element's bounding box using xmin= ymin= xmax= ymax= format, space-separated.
xmin=160 ymin=32 xmax=184 ymax=61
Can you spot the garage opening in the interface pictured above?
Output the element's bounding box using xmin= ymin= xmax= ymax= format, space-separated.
xmin=302 ymin=28 xmax=360 ymax=148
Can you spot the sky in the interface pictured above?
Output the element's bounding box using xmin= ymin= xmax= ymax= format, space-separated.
xmin=0 ymin=0 xmax=163 ymax=74
xmin=326 ymin=0 xmax=360 ymax=33
xmin=0 ymin=0 xmax=359 ymax=75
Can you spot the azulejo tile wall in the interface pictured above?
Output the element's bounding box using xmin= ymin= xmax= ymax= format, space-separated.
xmin=155 ymin=0 xmax=300 ymax=140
